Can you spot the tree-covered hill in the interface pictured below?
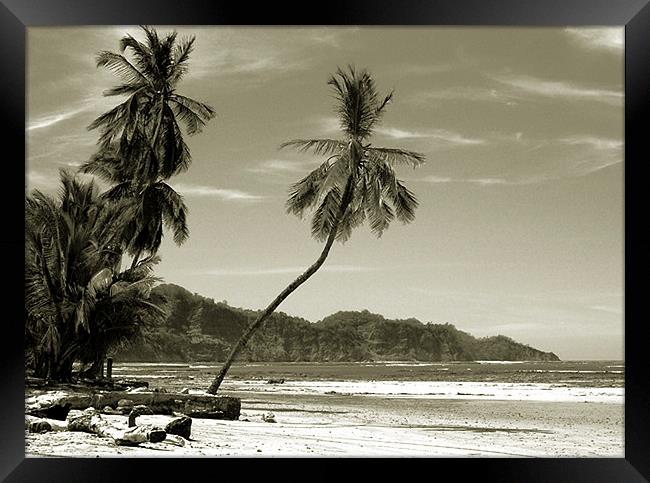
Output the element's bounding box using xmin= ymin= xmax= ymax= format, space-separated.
xmin=114 ymin=283 xmax=560 ymax=362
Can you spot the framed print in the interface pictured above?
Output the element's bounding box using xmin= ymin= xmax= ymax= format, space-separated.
xmin=3 ymin=0 xmax=649 ymax=481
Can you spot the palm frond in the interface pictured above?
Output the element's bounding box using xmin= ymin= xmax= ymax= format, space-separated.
xmin=95 ymin=51 xmax=149 ymax=87
xmin=154 ymin=182 xmax=189 ymax=246
xmin=169 ymin=94 xmax=216 ymax=134
xmin=365 ymin=178 xmax=395 ymax=237
xmin=367 ymin=147 xmax=426 ymax=168
xmin=389 ymin=179 xmax=419 ymax=223
xmin=103 ymin=82 xmax=147 ymax=97
xmin=279 ymin=138 xmax=344 ymax=156
xmin=119 ymin=34 xmax=152 ymax=74
xmin=285 ymin=162 xmax=330 ymax=217
xmin=169 ymin=36 xmax=196 ymax=84
xmin=311 ymin=186 xmax=342 ymax=242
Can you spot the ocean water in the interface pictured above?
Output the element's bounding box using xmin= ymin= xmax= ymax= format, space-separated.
xmin=110 ymin=360 xmax=624 ymax=404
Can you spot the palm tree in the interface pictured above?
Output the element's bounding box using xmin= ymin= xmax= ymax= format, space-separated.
xmin=207 ymin=66 xmax=425 ymax=394
xmin=80 ymin=147 xmax=189 ymax=269
xmin=84 ymin=26 xmax=215 ymax=267
xmin=88 ymin=25 xmax=216 ymax=180
xmin=25 ymin=170 xmax=166 ymax=381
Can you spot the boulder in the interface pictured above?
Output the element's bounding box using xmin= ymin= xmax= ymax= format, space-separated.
xmin=28 ymin=420 xmax=52 ymax=433
xmin=27 ymin=402 xmax=72 ymax=421
xmin=165 ymin=416 xmax=192 ymax=439
xmin=117 ymin=399 xmax=134 ymax=414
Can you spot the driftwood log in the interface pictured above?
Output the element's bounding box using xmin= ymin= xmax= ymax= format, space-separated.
xmin=25 ymin=413 xmax=187 ymax=447
xmin=67 ymin=413 xmax=166 ymax=446
xmin=26 ymin=391 xmax=240 ymax=420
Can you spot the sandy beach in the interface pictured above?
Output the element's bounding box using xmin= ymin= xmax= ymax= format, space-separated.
xmin=25 ymin=374 xmax=624 ymax=457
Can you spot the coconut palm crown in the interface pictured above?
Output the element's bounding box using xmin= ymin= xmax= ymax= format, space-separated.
xmin=87 ymin=25 xmax=216 ymax=182
xmin=281 ymin=65 xmax=424 ymax=243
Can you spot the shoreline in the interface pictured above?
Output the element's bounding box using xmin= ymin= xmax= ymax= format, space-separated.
xmin=25 ymin=387 xmax=624 ymax=457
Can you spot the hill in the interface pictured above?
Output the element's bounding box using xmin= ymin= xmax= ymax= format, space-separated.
xmin=115 ymin=283 xmax=560 ymax=362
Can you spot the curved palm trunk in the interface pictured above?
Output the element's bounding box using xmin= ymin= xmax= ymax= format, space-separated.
xmin=207 ymin=177 xmax=355 ymax=394
xmin=130 ymin=249 xmax=143 ymax=270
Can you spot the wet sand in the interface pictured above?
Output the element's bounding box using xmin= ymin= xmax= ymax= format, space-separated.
xmin=25 ymin=389 xmax=624 ymax=457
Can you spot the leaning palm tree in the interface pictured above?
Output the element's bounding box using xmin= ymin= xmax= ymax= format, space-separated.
xmin=85 ymin=26 xmax=215 ymax=267
xmin=207 ymin=66 xmax=425 ymax=394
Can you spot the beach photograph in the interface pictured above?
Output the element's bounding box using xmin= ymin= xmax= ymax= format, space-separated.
xmin=25 ymin=26 xmax=624 ymax=457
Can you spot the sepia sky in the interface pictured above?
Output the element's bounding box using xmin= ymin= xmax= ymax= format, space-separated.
xmin=26 ymin=26 xmax=624 ymax=360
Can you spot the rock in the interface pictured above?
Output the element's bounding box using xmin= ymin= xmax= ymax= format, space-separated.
xmin=102 ymin=406 xmax=121 ymax=415
xmin=266 ymin=378 xmax=285 ymax=384
xmin=25 ymin=416 xmax=68 ymax=432
xmin=28 ymin=420 xmax=52 ymax=433
xmin=128 ymin=405 xmax=153 ymax=427
xmin=117 ymin=399 xmax=134 ymax=414
xmin=27 ymin=402 xmax=72 ymax=421
xmin=261 ymin=412 xmax=276 ymax=423
xmin=165 ymin=416 xmax=192 ymax=439
xmin=163 ymin=434 xmax=186 ymax=447
xmin=67 ymin=414 xmax=94 ymax=432
xmin=179 ymin=387 xmax=190 ymax=394
xmin=82 ymin=407 xmax=99 ymax=416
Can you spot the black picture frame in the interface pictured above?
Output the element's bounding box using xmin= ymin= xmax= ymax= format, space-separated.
xmin=2 ymin=0 xmax=648 ymax=481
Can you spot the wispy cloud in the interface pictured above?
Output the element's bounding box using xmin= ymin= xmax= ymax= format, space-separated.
xmin=492 ymin=74 xmax=623 ymax=105
xmin=564 ymin=28 xmax=624 ymax=53
xmin=558 ymin=135 xmax=623 ymax=151
xmin=417 ymin=86 xmax=519 ymax=106
xmin=201 ymin=264 xmax=374 ymax=276
xmin=375 ymin=126 xmax=485 ymax=145
xmin=419 ymin=133 xmax=622 ymax=185
xmin=28 ymin=106 xmax=89 ymax=131
xmin=172 ymin=182 xmax=263 ymax=201
xmin=421 ymin=175 xmax=514 ymax=186
xmin=316 ymin=117 xmax=486 ymax=147
xmin=247 ymin=159 xmax=319 ymax=175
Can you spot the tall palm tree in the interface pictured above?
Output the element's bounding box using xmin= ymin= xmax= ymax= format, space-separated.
xmin=207 ymin=66 xmax=425 ymax=394
xmin=84 ymin=26 xmax=215 ymax=267
xmin=88 ymin=25 xmax=216 ymax=180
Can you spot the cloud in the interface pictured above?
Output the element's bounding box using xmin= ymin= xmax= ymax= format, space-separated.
xmin=558 ymin=136 xmax=623 ymax=151
xmin=564 ymin=28 xmax=624 ymax=53
xmin=418 ymin=86 xmax=519 ymax=106
xmin=375 ymin=126 xmax=485 ymax=145
xmin=421 ymin=175 xmax=513 ymax=186
xmin=247 ymin=159 xmax=319 ymax=175
xmin=201 ymin=264 xmax=374 ymax=276
xmin=172 ymin=182 xmax=263 ymax=201
xmin=27 ymin=106 xmax=89 ymax=131
xmin=492 ymin=74 xmax=623 ymax=105
xmin=419 ymin=133 xmax=622 ymax=185
xmin=317 ymin=117 xmax=485 ymax=146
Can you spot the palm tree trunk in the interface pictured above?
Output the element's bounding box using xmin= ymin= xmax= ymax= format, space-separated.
xmin=130 ymin=249 xmax=143 ymax=270
xmin=207 ymin=176 xmax=355 ymax=394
